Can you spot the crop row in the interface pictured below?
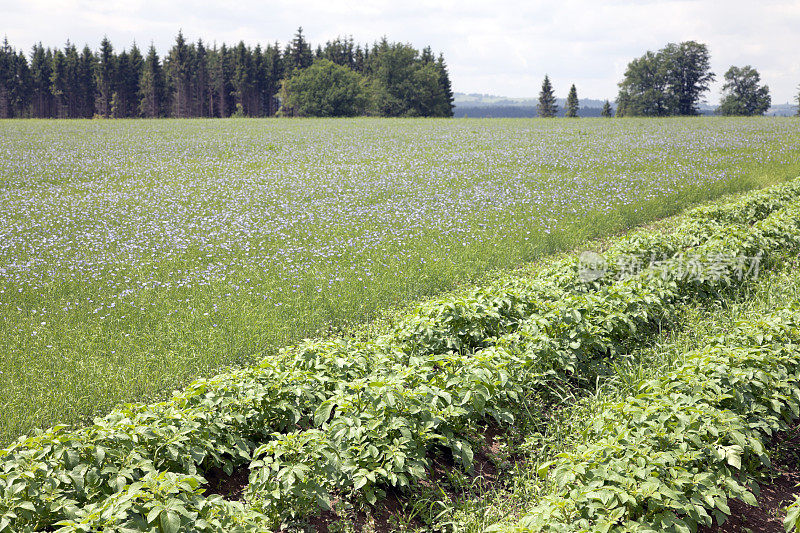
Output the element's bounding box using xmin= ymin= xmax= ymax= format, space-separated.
xmin=2 ymin=179 xmax=800 ymax=531
xmin=509 ymin=307 xmax=800 ymax=532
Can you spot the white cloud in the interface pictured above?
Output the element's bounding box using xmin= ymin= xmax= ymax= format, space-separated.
xmin=1 ymin=0 xmax=798 ymax=103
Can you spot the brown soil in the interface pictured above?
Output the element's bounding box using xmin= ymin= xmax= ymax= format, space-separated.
xmin=307 ymin=487 xmax=418 ymax=533
xmin=204 ymin=464 xmax=251 ymax=501
xmin=700 ymin=427 xmax=800 ymax=533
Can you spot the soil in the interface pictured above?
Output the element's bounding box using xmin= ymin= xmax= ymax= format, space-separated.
xmin=700 ymin=426 xmax=800 ymax=533
xmin=204 ymin=464 xmax=251 ymax=501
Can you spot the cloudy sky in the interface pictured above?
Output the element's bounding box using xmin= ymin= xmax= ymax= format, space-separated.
xmin=2 ymin=0 xmax=799 ymax=104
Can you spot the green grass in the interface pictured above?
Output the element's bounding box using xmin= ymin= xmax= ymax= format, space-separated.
xmin=1 ymin=117 xmax=799 ymax=446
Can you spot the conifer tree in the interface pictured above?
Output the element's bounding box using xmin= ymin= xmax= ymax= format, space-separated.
xmin=166 ymin=31 xmax=192 ymax=118
xmin=95 ymin=36 xmax=115 ymax=118
xmin=0 ymin=38 xmax=14 ymax=118
xmin=77 ymin=46 xmax=96 ymax=117
xmin=13 ymin=50 xmax=32 ymax=116
xmin=0 ymin=31 xmax=457 ymax=120
xmin=62 ymin=42 xmax=81 ymax=118
xmin=30 ymin=43 xmax=54 ymax=117
xmin=537 ymin=75 xmax=558 ymax=117
xmin=231 ymin=41 xmax=253 ymax=115
xmin=192 ymin=39 xmax=210 ymax=117
xmin=50 ymin=49 xmax=68 ymax=117
xmin=565 ymin=83 xmax=579 ymax=117
xmin=284 ymin=27 xmax=313 ymax=73
xmin=435 ymin=54 xmax=455 ymax=117
xmin=263 ymin=43 xmax=283 ymax=115
xmin=601 ymin=99 xmax=613 ymax=117
xmin=138 ymin=44 xmax=165 ymax=118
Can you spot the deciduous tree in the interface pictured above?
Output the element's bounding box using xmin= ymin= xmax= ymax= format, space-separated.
xmin=279 ymin=58 xmax=367 ymax=116
xmin=616 ymin=42 xmax=714 ymax=116
xmin=717 ymin=65 xmax=771 ymax=116
xmin=661 ymin=41 xmax=714 ymax=115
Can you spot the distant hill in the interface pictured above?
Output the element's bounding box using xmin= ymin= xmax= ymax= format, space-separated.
xmin=454 ymin=92 xmax=799 ymax=118
xmin=767 ymin=103 xmax=799 ymax=117
xmin=455 ymin=105 xmax=607 ymax=118
xmin=454 ymin=92 xmax=610 ymax=118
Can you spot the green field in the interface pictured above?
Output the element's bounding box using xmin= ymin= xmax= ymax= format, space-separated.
xmin=1 ymin=117 xmax=800 ymax=446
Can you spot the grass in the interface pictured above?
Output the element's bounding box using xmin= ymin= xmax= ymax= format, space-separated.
xmin=1 ymin=116 xmax=800 ymax=446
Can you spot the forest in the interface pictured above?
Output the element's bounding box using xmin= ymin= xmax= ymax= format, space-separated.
xmin=0 ymin=28 xmax=455 ymax=119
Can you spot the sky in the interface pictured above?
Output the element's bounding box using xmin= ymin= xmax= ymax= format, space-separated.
xmin=2 ymin=0 xmax=799 ymax=105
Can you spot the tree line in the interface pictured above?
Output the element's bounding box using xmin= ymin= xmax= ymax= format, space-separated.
xmin=0 ymin=28 xmax=454 ymax=119
xmin=533 ymin=40 xmax=797 ymax=118
xmin=535 ymin=75 xmax=613 ymax=118
xmin=614 ymin=41 xmax=779 ymax=117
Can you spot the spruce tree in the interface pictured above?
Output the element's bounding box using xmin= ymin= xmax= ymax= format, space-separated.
xmin=30 ymin=44 xmax=54 ymax=117
xmin=166 ymin=31 xmax=192 ymax=117
xmin=138 ymin=44 xmax=165 ymax=118
xmin=285 ymin=27 xmax=313 ymax=73
xmin=50 ymin=49 xmax=68 ymax=117
xmin=435 ymin=54 xmax=454 ymax=117
xmin=601 ymin=99 xmax=613 ymax=117
xmin=0 ymin=38 xmax=14 ymax=118
xmin=193 ymin=40 xmax=210 ymax=117
xmin=95 ymin=36 xmax=115 ymax=118
xmin=264 ymin=43 xmax=283 ymax=115
xmin=565 ymin=83 xmax=579 ymax=117
xmin=63 ymin=42 xmax=80 ymax=118
xmin=13 ymin=50 xmax=32 ymax=117
xmin=231 ymin=41 xmax=252 ymax=115
xmin=77 ymin=46 xmax=96 ymax=118
xmin=537 ymin=75 xmax=558 ymax=118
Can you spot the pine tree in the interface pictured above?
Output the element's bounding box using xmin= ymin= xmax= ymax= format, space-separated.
xmin=252 ymin=44 xmax=267 ymax=116
xmin=601 ymin=100 xmax=613 ymax=117
xmin=50 ymin=49 xmax=68 ymax=117
xmin=209 ymin=43 xmax=233 ymax=117
xmin=0 ymin=38 xmax=13 ymax=118
xmin=95 ymin=36 xmax=115 ymax=118
xmin=63 ymin=42 xmax=81 ymax=117
xmin=166 ymin=31 xmax=192 ymax=118
xmin=232 ymin=41 xmax=253 ymax=115
xmin=126 ymin=43 xmax=143 ymax=117
xmin=13 ymin=50 xmax=32 ymax=117
xmin=112 ymin=49 xmax=131 ymax=117
xmin=263 ymin=43 xmax=283 ymax=115
xmin=537 ymin=75 xmax=558 ymax=118
xmin=77 ymin=46 xmax=96 ymax=118
xmin=354 ymin=45 xmax=365 ymax=73
xmin=435 ymin=54 xmax=454 ymax=117
xmin=192 ymin=40 xmax=210 ymax=117
xmin=138 ymin=44 xmax=165 ymax=118
xmin=284 ymin=27 xmax=313 ymax=73
xmin=30 ymin=43 xmax=54 ymax=117
xmin=565 ymin=84 xmax=579 ymax=117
